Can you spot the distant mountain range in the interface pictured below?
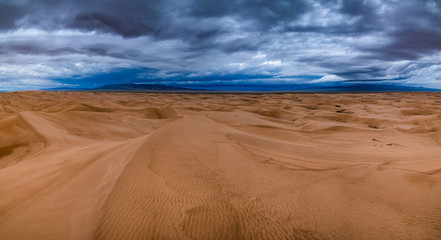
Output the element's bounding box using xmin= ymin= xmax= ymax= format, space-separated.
xmin=43 ymin=83 xmax=440 ymax=92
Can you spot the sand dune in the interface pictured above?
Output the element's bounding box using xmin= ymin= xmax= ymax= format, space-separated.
xmin=1 ymin=91 xmax=441 ymax=239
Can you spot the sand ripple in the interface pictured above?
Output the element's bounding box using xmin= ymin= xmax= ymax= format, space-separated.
xmin=0 ymin=91 xmax=441 ymax=239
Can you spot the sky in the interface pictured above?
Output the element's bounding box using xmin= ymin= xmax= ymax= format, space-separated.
xmin=1 ymin=0 xmax=441 ymax=91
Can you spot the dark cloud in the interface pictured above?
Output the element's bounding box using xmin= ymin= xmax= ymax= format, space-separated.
xmin=334 ymin=67 xmax=387 ymax=80
xmin=352 ymin=0 xmax=441 ymax=60
xmin=70 ymin=12 xmax=153 ymax=37
xmin=360 ymin=28 xmax=441 ymax=61
xmin=0 ymin=0 xmax=163 ymax=37
xmin=0 ymin=41 xmax=82 ymax=56
xmin=1 ymin=0 xmax=441 ymax=90
xmin=0 ymin=2 xmax=26 ymax=30
xmin=189 ymin=0 xmax=309 ymax=29
xmin=339 ymin=0 xmax=378 ymax=17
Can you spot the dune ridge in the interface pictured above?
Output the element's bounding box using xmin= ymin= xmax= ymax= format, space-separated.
xmin=0 ymin=91 xmax=441 ymax=239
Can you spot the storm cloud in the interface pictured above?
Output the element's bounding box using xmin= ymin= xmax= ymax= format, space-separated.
xmin=1 ymin=0 xmax=441 ymax=90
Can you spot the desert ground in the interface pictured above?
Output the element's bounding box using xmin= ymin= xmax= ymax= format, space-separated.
xmin=0 ymin=91 xmax=440 ymax=240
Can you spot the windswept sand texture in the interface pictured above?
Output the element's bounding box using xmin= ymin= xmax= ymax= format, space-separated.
xmin=1 ymin=91 xmax=441 ymax=240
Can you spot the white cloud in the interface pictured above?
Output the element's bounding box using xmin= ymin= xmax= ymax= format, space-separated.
xmin=262 ymin=60 xmax=282 ymax=66
xmin=403 ymin=64 xmax=441 ymax=88
xmin=310 ymin=74 xmax=345 ymax=83
xmin=0 ymin=78 xmax=76 ymax=91
xmin=252 ymin=52 xmax=267 ymax=59
xmin=228 ymin=62 xmax=246 ymax=69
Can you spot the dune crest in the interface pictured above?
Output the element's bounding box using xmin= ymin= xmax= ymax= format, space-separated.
xmin=0 ymin=91 xmax=440 ymax=240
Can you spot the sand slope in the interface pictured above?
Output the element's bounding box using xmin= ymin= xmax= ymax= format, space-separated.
xmin=0 ymin=91 xmax=441 ymax=239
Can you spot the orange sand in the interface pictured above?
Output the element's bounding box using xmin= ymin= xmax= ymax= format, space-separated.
xmin=0 ymin=91 xmax=440 ymax=239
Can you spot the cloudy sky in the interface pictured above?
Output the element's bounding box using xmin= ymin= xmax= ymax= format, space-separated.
xmin=1 ymin=0 xmax=441 ymax=91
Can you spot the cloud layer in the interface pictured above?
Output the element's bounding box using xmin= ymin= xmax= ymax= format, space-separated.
xmin=1 ymin=0 xmax=441 ymax=90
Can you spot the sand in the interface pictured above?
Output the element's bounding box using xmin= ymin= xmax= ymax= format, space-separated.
xmin=0 ymin=91 xmax=440 ymax=240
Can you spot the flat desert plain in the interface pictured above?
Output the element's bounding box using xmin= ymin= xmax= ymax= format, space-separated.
xmin=0 ymin=91 xmax=441 ymax=240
